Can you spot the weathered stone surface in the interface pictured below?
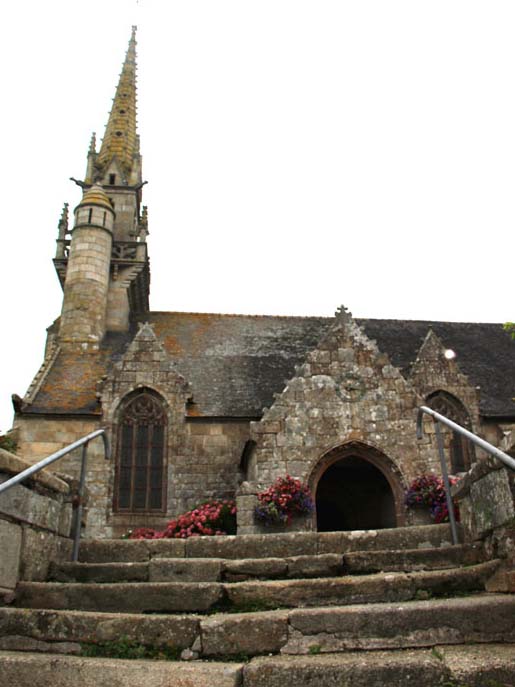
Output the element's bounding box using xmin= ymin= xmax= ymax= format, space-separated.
xmin=0 ymin=636 xmax=81 ymax=655
xmin=149 ymin=558 xmax=222 ymax=582
xmin=223 ymin=558 xmax=288 ymax=581
xmin=225 ymin=562 xmax=497 ymax=610
xmin=243 ymin=650 xmax=446 ymax=687
xmin=0 ymin=520 xmax=22 ymax=590
xmin=226 ymin=574 xmax=414 ymax=609
xmin=185 ymin=533 xmax=318 ymax=560
xmin=0 ymin=481 xmax=64 ymax=534
xmin=282 ymin=594 xmax=515 ymax=654
xmin=14 ymin=582 xmax=223 ymax=613
xmin=146 ymin=538 xmax=186 ymax=559
xmin=201 ymin=610 xmax=289 ymax=656
xmin=316 ymin=524 xmax=455 ymax=554
xmin=0 ymin=450 xmax=69 ymax=495
xmin=484 ymin=562 xmax=515 ymax=593
xmin=49 ymin=561 xmax=149 ymax=583
xmin=342 ymin=544 xmax=485 ymax=573
xmin=469 ymin=468 xmax=515 ymax=538
xmin=0 ymin=651 xmax=243 ymax=687
xmin=19 ymin=529 xmax=72 ymax=582
xmin=0 ymin=607 xmax=199 ymax=649
xmin=287 ymin=554 xmax=343 ymax=578
xmin=440 ymin=643 xmax=515 ymax=687
xmin=79 ymin=539 xmax=149 ymax=563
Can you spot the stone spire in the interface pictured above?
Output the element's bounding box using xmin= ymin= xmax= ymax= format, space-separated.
xmin=96 ymin=26 xmax=139 ymax=182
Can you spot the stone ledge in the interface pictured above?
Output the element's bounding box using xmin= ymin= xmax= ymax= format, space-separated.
xmin=0 ymin=449 xmax=70 ymax=496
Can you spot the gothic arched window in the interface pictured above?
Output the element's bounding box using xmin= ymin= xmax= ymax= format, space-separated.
xmin=114 ymin=390 xmax=167 ymax=512
xmin=426 ymin=391 xmax=474 ymax=473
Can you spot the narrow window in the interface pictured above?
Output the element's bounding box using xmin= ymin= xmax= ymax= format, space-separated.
xmin=109 ymin=174 xmax=116 ymax=185
xmin=102 ymin=211 xmax=106 ymax=227
xmin=426 ymin=391 xmax=474 ymax=473
xmin=114 ymin=391 xmax=167 ymax=512
xmin=88 ymin=208 xmax=93 ymax=223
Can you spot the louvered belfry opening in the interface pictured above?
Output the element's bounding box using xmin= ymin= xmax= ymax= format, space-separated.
xmin=115 ymin=390 xmax=167 ymax=512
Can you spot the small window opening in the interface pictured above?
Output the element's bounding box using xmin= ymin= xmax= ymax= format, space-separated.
xmin=88 ymin=208 xmax=93 ymax=223
xmin=115 ymin=131 xmax=123 ymax=137
xmin=109 ymin=174 xmax=116 ymax=185
xmin=119 ymin=109 xmax=126 ymax=114
xmin=102 ymin=211 xmax=106 ymax=227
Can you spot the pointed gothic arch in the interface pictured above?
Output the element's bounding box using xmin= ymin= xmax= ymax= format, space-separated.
xmin=426 ymin=390 xmax=474 ymax=473
xmin=309 ymin=442 xmax=406 ymax=531
xmin=113 ymin=388 xmax=168 ymax=513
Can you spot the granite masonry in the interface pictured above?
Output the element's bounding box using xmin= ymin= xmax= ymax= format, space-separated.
xmin=8 ymin=29 xmax=515 ymax=538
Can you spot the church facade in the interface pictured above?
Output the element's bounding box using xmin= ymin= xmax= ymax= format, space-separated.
xmin=11 ymin=29 xmax=515 ymax=538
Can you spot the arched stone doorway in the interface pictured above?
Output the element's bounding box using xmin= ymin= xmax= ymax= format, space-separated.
xmin=310 ymin=442 xmax=405 ymax=531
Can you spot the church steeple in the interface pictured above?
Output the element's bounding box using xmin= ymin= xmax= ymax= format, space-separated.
xmin=96 ymin=26 xmax=140 ymax=185
xmin=55 ymin=26 xmax=150 ymax=345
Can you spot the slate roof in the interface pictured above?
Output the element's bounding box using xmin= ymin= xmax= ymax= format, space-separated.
xmin=24 ymin=313 xmax=515 ymax=419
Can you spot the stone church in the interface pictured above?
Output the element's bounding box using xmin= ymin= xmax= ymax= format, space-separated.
xmin=10 ymin=28 xmax=515 ymax=538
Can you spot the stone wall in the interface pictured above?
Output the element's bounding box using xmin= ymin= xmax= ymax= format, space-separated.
xmin=453 ymin=453 xmax=515 ymax=592
xmin=100 ymin=323 xmax=251 ymax=538
xmin=13 ymin=416 xmax=106 ymax=538
xmin=0 ymin=448 xmax=73 ymax=594
xmin=242 ymin=311 xmax=440 ymax=532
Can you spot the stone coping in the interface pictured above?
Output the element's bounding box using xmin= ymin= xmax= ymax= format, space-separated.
xmin=452 ymin=455 xmax=511 ymax=499
xmin=0 ymin=449 xmax=70 ymax=496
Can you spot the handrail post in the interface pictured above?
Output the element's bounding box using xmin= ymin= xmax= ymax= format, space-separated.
xmin=433 ymin=419 xmax=459 ymax=545
xmin=72 ymin=441 xmax=90 ymax=562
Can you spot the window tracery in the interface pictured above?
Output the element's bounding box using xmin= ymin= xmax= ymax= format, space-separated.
xmin=114 ymin=390 xmax=167 ymax=512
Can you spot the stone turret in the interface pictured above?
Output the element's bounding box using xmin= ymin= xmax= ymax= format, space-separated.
xmin=55 ymin=27 xmax=149 ymax=339
xmin=58 ymin=185 xmax=115 ymax=348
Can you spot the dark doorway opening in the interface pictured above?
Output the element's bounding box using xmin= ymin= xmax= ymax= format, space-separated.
xmin=316 ymin=455 xmax=396 ymax=531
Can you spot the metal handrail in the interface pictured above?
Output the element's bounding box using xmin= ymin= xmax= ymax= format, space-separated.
xmin=0 ymin=429 xmax=110 ymax=561
xmin=416 ymin=405 xmax=515 ymax=545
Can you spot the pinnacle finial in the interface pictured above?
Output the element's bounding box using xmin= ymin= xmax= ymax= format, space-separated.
xmin=89 ymin=132 xmax=97 ymax=154
xmin=58 ymin=202 xmax=69 ymax=238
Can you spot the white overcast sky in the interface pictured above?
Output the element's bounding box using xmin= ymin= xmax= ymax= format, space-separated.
xmin=0 ymin=0 xmax=514 ymax=432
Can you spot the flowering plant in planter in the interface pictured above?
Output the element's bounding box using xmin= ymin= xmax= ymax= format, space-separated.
xmin=405 ymin=474 xmax=460 ymax=524
xmin=254 ymin=475 xmax=314 ymax=527
xmin=123 ymin=499 xmax=237 ymax=539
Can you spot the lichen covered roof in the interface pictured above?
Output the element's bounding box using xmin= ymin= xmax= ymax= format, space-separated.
xmin=24 ymin=313 xmax=515 ymax=419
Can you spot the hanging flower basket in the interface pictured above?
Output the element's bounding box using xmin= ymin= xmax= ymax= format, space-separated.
xmin=254 ymin=475 xmax=314 ymax=528
xmin=405 ymin=474 xmax=460 ymax=524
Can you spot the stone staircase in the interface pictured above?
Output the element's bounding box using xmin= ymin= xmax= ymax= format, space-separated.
xmin=1 ymin=524 xmax=515 ymax=686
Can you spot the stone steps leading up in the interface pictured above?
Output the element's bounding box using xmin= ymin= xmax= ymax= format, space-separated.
xmin=2 ymin=594 xmax=514 ymax=659
xmin=77 ymin=524 xmax=456 ymax=563
xmin=2 ymin=525 xmax=514 ymax=686
xmin=48 ymin=543 xmax=486 ymax=583
xmin=13 ymin=560 xmax=500 ymax=613
xmin=1 ymin=644 xmax=515 ymax=687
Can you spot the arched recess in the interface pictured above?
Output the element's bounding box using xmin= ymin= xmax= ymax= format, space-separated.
xmin=426 ymin=390 xmax=475 ymax=473
xmin=309 ymin=442 xmax=406 ymax=531
xmin=113 ymin=388 xmax=168 ymax=513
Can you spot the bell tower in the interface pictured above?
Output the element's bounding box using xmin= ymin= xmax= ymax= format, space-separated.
xmin=54 ymin=26 xmax=150 ymax=347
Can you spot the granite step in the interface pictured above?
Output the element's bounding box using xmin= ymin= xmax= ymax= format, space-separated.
xmin=242 ymin=644 xmax=515 ymax=687
xmin=49 ymin=544 xmax=484 ymax=584
xmin=0 ymin=651 xmax=242 ymax=687
xmin=1 ymin=644 xmax=514 ymax=687
xmin=77 ymin=523 xmax=456 ymax=563
xmin=12 ymin=560 xmax=499 ymax=613
xmin=2 ymin=593 xmax=514 ymax=660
